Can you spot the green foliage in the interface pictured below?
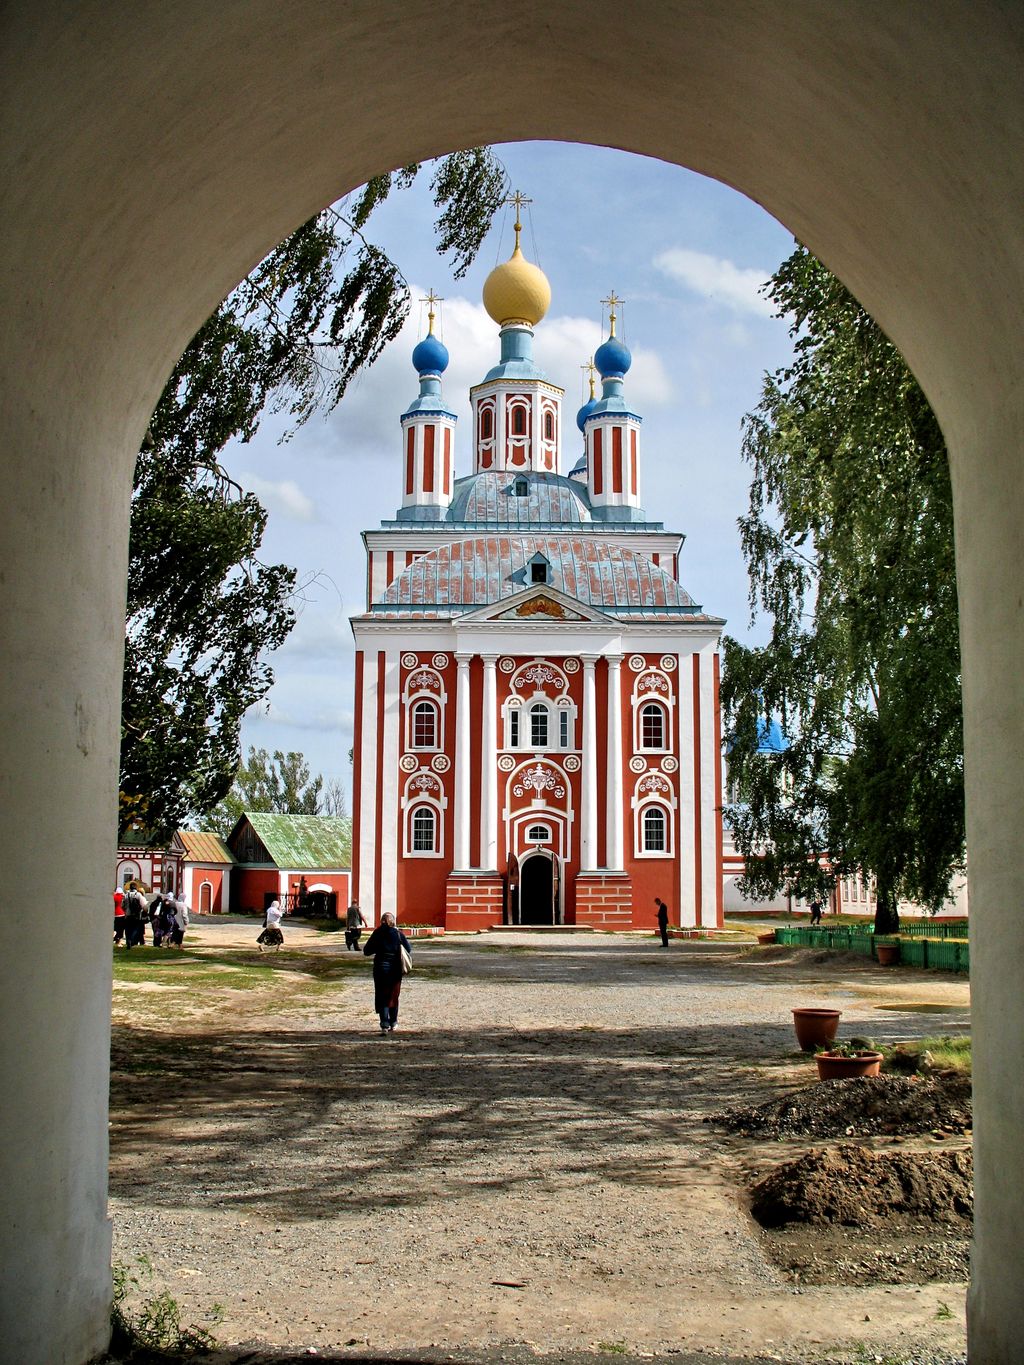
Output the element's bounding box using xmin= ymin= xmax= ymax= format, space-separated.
xmin=120 ymin=151 xmax=506 ymax=841
xmin=722 ymin=246 xmax=965 ymax=932
xmin=111 ymin=1255 xmax=223 ymax=1353
xmin=208 ymin=745 xmax=325 ymax=834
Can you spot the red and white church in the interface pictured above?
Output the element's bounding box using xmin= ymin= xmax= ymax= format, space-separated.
xmin=350 ymin=220 xmax=725 ymax=931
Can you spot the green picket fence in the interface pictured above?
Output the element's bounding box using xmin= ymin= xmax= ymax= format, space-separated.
xmin=773 ymin=925 xmax=969 ymax=974
xmin=897 ymin=919 xmax=969 ymax=941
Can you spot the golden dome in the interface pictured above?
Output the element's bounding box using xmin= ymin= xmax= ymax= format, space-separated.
xmin=483 ymin=242 xmax=551 ymax=328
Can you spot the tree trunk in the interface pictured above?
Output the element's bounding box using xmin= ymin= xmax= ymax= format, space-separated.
xmin=873 ymin=881 xmax=900 ymax=934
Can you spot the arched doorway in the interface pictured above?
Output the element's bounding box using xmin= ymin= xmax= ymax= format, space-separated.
xmin=520 ymin=853 xmax=555 ymax=925
xmin=3 ymin=8 xmax=1023 ymax=1362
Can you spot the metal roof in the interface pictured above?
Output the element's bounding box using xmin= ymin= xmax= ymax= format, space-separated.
xmin=372 ymin=535 xmax=717 ymax=621
xmin=239 ymin=813 xmax=352 ymax=869
xmin=446 ymin=471 xmax=593 ymax=526
xmin=177 ymin=831 xmax=235 ymax=865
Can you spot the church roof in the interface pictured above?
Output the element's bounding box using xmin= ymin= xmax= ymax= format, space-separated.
xmin=446 ymin=471 xmax=592 ymax=525
xmin=370 ymin=535 xmax=721 ymax=621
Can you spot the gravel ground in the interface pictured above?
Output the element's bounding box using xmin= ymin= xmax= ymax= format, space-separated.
xmin=109 ymin=924 xmax=971 ymax=1364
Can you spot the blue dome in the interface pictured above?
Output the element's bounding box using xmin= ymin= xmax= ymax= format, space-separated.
xmin=412 ymin=333 xmax=449 ymax=375
xmin=594 ymin=333 xmax=631 ymax=378
xmin=756 ymin=718 xmax=790 ymax=753
xmin=576 ymin=397 xmax=598 ymax=432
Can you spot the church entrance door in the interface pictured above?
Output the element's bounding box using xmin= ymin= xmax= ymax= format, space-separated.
xmin=520 ymin=854 xmax=556 ymax=925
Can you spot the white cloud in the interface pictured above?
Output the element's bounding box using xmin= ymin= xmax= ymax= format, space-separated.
xmin=654 ymin=248 xmax=773 ymax=318
xmin=241 ymin=473 xmax=317 ymax=522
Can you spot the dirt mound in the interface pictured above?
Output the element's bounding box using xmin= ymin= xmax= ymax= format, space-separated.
xmin=750 ymin=1144 xmax=973 ymax=1228
xmin=708 ymin=1071 xmax=972 ymax=1138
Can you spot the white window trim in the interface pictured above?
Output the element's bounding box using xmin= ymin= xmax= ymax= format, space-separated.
xmin=637 ymin=699 xmax=669 ymax=753
xmin=632 ymin=796 xmax=676 ymax=859
xmin=631 ymin=673 xmax=675 ymax=753
xmin=409 ymin=696 xmax=441 ymax=751
xmin=403 ymin=796 xmax=446 ymax=859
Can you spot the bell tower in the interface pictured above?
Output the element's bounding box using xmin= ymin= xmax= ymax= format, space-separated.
xmin=397 ymin=291 xmax=457 ymax=522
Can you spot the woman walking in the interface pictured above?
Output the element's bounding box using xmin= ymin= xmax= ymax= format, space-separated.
xmin=362 ymin=910 xmax=411 ymax=1034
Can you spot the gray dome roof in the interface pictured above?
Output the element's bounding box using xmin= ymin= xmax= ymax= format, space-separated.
xmin=446 ymin=472 xmax=592 ymax=526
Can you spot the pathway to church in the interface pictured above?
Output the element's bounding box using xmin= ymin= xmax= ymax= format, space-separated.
xmin=109 ymin=923 xmax=970 ymax=1363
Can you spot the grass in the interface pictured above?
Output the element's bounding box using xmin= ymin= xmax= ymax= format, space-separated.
xmin=112 ymin=1255 xmax=223 ymax=1353
xmin=884 ymin=1033 xmax=972 ymax=1075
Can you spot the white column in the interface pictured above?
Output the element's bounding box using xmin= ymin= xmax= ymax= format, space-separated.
xmin=606 ymin=654 xmax=624 ymax=871
xmin=453 ymin=652 xmax=473 ymax=870
xmin=480 ymin=653 xmax=498 ymax=871
xmin=677 ymin=651 xmax=697 ymax=926
xmin=378 ymin=650 xmax=401 ymax=916
xmin=581 ymin=654 xmax=599 ymax=871
xmin=357 ymin=649 xmax=380 ymax=916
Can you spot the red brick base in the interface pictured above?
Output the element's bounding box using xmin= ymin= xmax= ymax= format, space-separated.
xmin=445 ymin=873 xmax=505 ymax=931
xmin=573 ymin=872 xmax=633 ymax=930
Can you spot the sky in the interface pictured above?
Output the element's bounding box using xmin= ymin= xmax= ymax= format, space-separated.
xmin=219 ymin=141 xmax=798 ymax=790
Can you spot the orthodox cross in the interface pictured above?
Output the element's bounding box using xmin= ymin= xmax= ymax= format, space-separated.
xmin=581 ymin=357 xmax=597 ymax=398
xmin=507 ymin=190 xmax=532 ymax=247
xmin=601 ymin=290 xmax=623 ymax=336
xmin=422 ymin=288 xmax=443 ymax=334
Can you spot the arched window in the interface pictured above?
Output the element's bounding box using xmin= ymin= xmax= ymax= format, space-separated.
xmin=511 ymin=405 xmax=527 ymax=436
xmin=543 ymin=410 xmax=554 ymax=441
xmin=411 ymin=806 xmax=436 ymax=853
xmin=642 ymin=806 xmax=667 ymax=852
xmin=412 ymin=699 xmax=438 ymax=749
xmin=530 ymin=703 xmax=549 ymax=748
xmin=641 ymin=702 xmax=666 ymax=749
xmin=527 ymin=824 xmax=551 ymax=843
xmin=480 ymin=408 xmax=493 ymax=440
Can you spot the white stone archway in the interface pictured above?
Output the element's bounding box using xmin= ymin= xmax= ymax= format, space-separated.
xmin=1 ymin=5 xmax=1021 ymax=1361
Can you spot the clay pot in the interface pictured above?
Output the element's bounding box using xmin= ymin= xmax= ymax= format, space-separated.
xmin=875 ymin=942 xmax=900 ymax=966
xmin=757 ymin=931 xmax=776 ymax=945
xmin=792 ymin=1007 xmax=842 ymax=1052
xmin=815 ymin=1050 xmax=883 ymax=1081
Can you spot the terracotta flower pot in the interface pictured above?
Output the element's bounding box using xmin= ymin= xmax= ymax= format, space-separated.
xmin=875 ymin=942 xmax=900 ymax=966
xmin=815 ymin=1050 xmax=883 ymax=1081
xmin=792 ymin=1007 xmax=842 ymax=1052
xmin=757 ymin=931 xmax=777 ymax=945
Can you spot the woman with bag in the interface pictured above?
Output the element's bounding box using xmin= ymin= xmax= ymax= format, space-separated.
xmin=362 ymin=910 xmax=412 ymax=1034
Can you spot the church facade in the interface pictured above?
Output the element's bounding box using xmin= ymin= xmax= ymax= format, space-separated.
xmin=350 ymin=223 xmax=725 ymax=931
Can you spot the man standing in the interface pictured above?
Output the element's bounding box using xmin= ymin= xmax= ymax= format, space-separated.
xmin=345 ymin=900 xmax=368 ymax=951
xmin=655 ymin=897 xmax=670 ymax=948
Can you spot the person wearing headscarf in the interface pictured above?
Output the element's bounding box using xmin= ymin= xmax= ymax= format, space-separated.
xmin=257 ymin=898 xmax=284 ymax=950
xmin=362 ymin=910 xmax=412 ymax=1033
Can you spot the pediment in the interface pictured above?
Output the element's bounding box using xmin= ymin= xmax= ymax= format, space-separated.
xmin=461 ymin=585 xmax=614 ymax=624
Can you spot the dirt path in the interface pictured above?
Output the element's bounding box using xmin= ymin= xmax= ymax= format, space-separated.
xmin=109 ymin=924 xmax=970 ymax=1362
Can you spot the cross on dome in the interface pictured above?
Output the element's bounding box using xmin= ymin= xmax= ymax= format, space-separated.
xmin=601 ymin=290 xmax=623 ymax=337
xmin=422 ymin=288 xmax=444 ymax=335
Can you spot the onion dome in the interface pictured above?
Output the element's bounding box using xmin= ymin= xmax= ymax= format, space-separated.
xmin=412 ymin=331 xmax=449 ymax=375
xmin=576 ymin=395 xmax=598 ymax=432
xmin=483 ymin=204 xmax=551 ymax=328
xmin=483 ymin=245 xmax=551 ymax=327
xmin=595 ymin=332 xmax=631 ymax=378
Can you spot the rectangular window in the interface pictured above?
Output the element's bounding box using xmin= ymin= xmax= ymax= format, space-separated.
xmin=509 ymin=710 xmax=520 ymax=747
xmin=559 ymin=711 xmax=569 ymax=747
xmin=612 ymin=426 xmax=623 ymax=493
xmin=593 ymin=429 xmax=603 ymax=495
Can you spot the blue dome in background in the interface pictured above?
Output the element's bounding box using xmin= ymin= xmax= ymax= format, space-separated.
xmin=412 ymin=332 xmax=449 ymax=375
xmin=576 ymin=396 xmax=598 ymax=432
xmin=594 ymin=333 xmax=631 ymax=378
xmin=756 ymin=717 xmax=790 ymax=753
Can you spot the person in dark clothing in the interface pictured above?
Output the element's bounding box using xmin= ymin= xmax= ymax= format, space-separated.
xmin=148 ymin=894 xmax=165 ymax=947
xmin=345 ymin=899 xmax=368 ymax=950
xmin=809 ymin=899 xmax=823 ymax=926
xmin=655 ymin=897 xmax=670 ymax=947
xmin=362 ymin=910 xmax=412 ymax=1033
xmin=123 ymin=884 xmax=146 ymax=948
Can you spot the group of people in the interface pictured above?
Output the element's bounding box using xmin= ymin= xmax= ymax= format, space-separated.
xmin=113 ymin=883 xmax=190 ymax=948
